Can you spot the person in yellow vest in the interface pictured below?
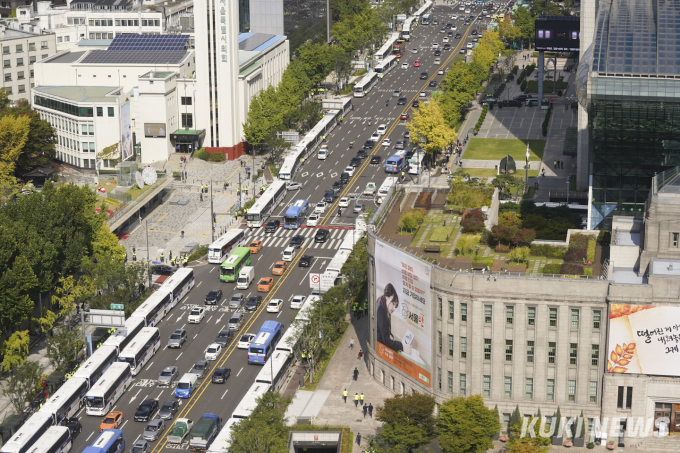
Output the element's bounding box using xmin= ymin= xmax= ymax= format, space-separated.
xmin=360 ymin=393 xmax=365 ymax=404
xmin=342 ymin=389 xmax=348 ymax=403
xmin=354 ymin=393 xmax=359 ymax=407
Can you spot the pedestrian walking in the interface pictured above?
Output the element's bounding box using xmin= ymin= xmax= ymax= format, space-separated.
xmin=368 ymin=403 xmax=373 ymax=417
xmin=358 ymin=350 xmax=363 ymax=359
xmin=554 ymin=160 xmax=557 ymax=169
xmin=354 ymin=393 xmax=359 ymax=407
xmin=363 ymin=300 xmax=368 ymax=317
xmin=349 ymin=338 xmax=354 ymax=349
xmin=160 ymin=253 xmax=164 ymax=263
xmin=132 ymin=251 xmax=136 ymax=261
xmin=363 ymin=404 xmax=368 ymax=418
xmin=342 ymin=389 xmax=348 ymax=403
xmin=360 ymin=393 xmax=365 ymax=405
xmin=356 ymin=433 xmax=361 ymax=446
xmin=353 ymin=367 xmax=359 ymax=381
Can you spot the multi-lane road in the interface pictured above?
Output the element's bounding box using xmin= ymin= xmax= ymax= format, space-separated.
xmin=71 ymin=3 xmax=492 ymax=452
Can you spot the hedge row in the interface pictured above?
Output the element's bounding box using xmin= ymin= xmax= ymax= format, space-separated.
xmin=541 ymin=104 xmax=552 ymax=137
xmin=530 ymin=244 xmax=566 ymax=258
xmin=475 ymin=106 xmax=488 ymax=131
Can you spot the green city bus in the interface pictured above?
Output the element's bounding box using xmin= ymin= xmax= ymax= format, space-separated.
xmin=220 ymin=247 xmax=252 ymax=282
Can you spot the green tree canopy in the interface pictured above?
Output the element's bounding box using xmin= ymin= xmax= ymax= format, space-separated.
xmin=229 ymin=392 xmax=290 ymax=453
xmin=375 ymin=392 xmax=437 ymax=452
xmin=438 ymin=395 xmax=501 ymax=453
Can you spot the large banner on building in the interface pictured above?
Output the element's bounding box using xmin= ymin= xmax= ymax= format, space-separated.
xmin=375 ymin=241 xmax=432 ymax=387
xmin=608 ymin=304 xmax=680 ymax=376
xmin=120 ymin=102 xmax=132 ymax=161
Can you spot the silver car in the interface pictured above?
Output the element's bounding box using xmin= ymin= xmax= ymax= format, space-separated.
xmin=167 ymin=329 xmax=186 ymax=348
xmin=142 ymin=419 xmax=165 ymax=441
xmin=228 ymin=293 xmax=244 ymax=310
xmin=228 ymin=312 xmax=244 ymax=330
xmin=157 ymin=366 xmax=178 ymax=386
xmin=158 ymin=400 xmax=179 ymax=420
xmin=190 ymin=361 xmax=210 ymax=379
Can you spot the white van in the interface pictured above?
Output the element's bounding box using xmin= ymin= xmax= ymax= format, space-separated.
xmin=282 ymin=246 xmax=296 ymax=262
xmin=236 ymin=266 xmax=255 ymax=290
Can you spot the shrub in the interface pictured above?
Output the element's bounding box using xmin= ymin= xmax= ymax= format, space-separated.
xmin=207 ymin=152 xmax=225 ymax=162
xmin=508 ymin=246 xmax=530 ymax=264
xmin=564 ymin=249 xmax=586 ymax=262
xmin=495 ymin=244 xmax=510 ymax=253
xmin=561 ymin=263 xmax=584 ymax=275
xmin=587 ymin=442 xmax=595 ymax=449
xmin=187 ymin=244 xmax=209 ymax=262
xmin=569 ymin=234 xmax=588 ymax=251
xmin=195 ymin=148 xmax=210 ymax=160
xmin=530 ymin=244 xmax=566 ymax=258
xmin=586 ymin=238 xmax=596 ymax=262
xmin=516 ymin=69 xmax=525 ymax=84
xmin=398 ymin=209 xmax=424 ymax=233
xmin=557 ymin=89 xmax=563 ymax=96
xmin=543 ymin=263 xmax=562 ymax=274
xmin=597 ymin=230 xmax=611 ymax=245
xmin=172 ymin=171 xmax=182 ymax=180
xmin=521 ymin=80 xmax=527 ymax=92
xmin=461 ymin=209 xmax=486 ymax=233
xmin=52 ymin=173 xmax=60 ymax=182
xmin=455 ymin=234 xmax=481 ymax=257
xmin=584 ymin=267 xmax=593 ymax=276
xmin=475 ymin=107 xmax=488 ymax=130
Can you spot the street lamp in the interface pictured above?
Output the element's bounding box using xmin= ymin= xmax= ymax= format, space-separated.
xmin=566 ymin=178 xmax=570 ymax=207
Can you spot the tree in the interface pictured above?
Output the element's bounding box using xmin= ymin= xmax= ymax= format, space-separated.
xmin=340 ymin=237 xmax=367 ymax=299
xmin=509 ymin=405 xmax=522 ymax=437
xmin=0 ymin=114 xmax=31 ymax=190
xmin=52 ymin=274 xmax=90 ymax=320
xmin=375 ymin=393 xmax=437 ymax=452
xmin=0 ymin=254 xmax=38 ymax=335
xmin=296 ymin=42 xmax=337 ymax=86
xmin=553 ymin=406 xmax=562 ymax=436
xmin=32 ymin=310 xmax=58 ymax=334
xmin=508 ymin=437 xmax=550 ymax=453
xmin=0 ymin=330 xmax=29 ymax=370
xmin=81 ymin=252 xmax=147 ymax=311
xmin=407 ymin=101 xmax=457 ymax=156
xmin=513 ymin=7 xmax=535 ymax=43
xmin=8 ymin=99 xmax=57 ymax=172
xmin=229 ymin=392 xmax=290 ymax=453
xmin=438 ymin=395 xmax=500 ymax=453
xmin=2 ymin=360 xmax=44 ymax=413
xmin=498 ymin=20 xmax=521 ymax=43
xmin=47 ymin=326 xmax=82 ymax=372
xmin=243 ymin=86 xmax=283 ymax=148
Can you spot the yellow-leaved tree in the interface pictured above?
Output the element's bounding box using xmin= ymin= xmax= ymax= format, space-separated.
xmin=0 ymin=114 xmax=31 ymax=192
xmin=406 ymin=100 xmax=457 ymax=156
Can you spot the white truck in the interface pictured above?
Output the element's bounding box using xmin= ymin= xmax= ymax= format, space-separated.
xmin=236 ymin=266 xmax=255 ymax=290
xmin=363 ymin=182 xmax=377 ymax=196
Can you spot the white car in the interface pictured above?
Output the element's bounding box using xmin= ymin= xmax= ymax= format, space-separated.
xmin=370 ymin=132 xmax=380 ymax=142
xmin=343 ymin=166 xmax=355 ymax=177
xmin=205 ymin=343 xmax=221 ymax=361
xmin=307 ymin=213 xmax=319 ymax=226
xmin=377 ymin=124 xmax=387 ymax=135
xmin=338 ymin=197 xmax=349 ymax=208
xmin=419 ymin=91 xmax=427 ymax=98
xmin=465 ymin=9 xmax=470 ymax=13
xmin=382 ymin=138 xmax=392 ymax=147
xmin=467 ymin=42 xmax=473 ymax=48
xmin=432 ymin=42 xmax=439 ymax=49
xmin=410 ymin=48 xmax=418 ymax=54
xmin=237 ymin=333 xmax=256 ymax=349
xmin=443 ymin=37 xmax=449 ymax=43
xmin=401 ymin=62 xmax=409 ymax=69
xmin=188 ymin=307 xmax=205 ymax=324
xmin=314 ymin=201 xmax=327 ymax=214
xmin=439 ymin=69 xmax=445 ymax=75
xmin=364 ymin=182 xmax=377 ymax=195
xmin=318 ymin=149 xmax=328 ymax=160
xmin=451 ymin=14 xmax=457 ymax=19
xmin=267 ymin=299 xmax=283 ymax=313
xmin=291 ymin=295 xmax=307 ymax=309
xmin=452 ymin=25 xmax=457 ymax=30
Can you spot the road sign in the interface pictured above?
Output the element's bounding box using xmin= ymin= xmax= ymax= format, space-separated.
xmin=110 ymin=304 xmax=124 ymax=310
xmin=310 ymin=273 xmax=321 ymax=285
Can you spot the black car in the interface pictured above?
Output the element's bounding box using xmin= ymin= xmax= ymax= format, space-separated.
xmin=513 ymin=94 xmax=533 ymax=103
xmin=429 ymin=80 xmax=437 ymax=88
xmin=350 ymin=157 xmax=361 ymax=167
xmin=158 ymin=400 xmax=179 ymax=420
xmin=420 ymin=72 xmax=428 ymax=80
xmin=397 ymin=97 xmax=407 ymax=105
xmin=212 ymin=367 xmax=231 ymax=384
xmin=446 ymin=23 xmax=452 ymax=28
xmin=299 ymin=255 xmax=313 ymax=267
xmin=340 ymin=172 xmax=350 ymax=184
xmin=434 ymin=50 xmax=441 ymax=56
xmin=412 ymin=100 xmax=420 ymax=108
xmin=455 ymin=33 xmax=462 ymax=38
xmin=471 ymin=29 xmax=477 ymax=35
xmin=135 ymin=399 xmax=159 ymax=422
xmin=315 ymin=229 xmax=329 ymax=243
xmin=356 ymin=149 xmax=368 ymax=159
xmin=290 ymin=235 xmax=304 ymax=248
xmin=204 ymin=289 xmax=223 ymax=305
xmin=264 ymin=220 xmax=280 ymax=233
xmin=447 ymin=31 xmax=453 ymax=37
xmin=405 ymin=150 xmax=415 ymax=159
xmin=404 ymin=131 xmax=411 ymax=140
xmin=370 ymin=155 xmax=382 ymax=165
xmin=64 ymin=417 xmax=82 ymax=440
xmin=150 ymin=265 xmax=174 ymax=275
xmin=215 ymin=330 xmax=232 ymax=345
xmin=444 ymin=43 xmax=451 ymax=50
xmin=245 ymin=295 xmax=263 ymax=311
xmin=331 ymin=181 xmax=343 ymax=193
xmin=363 ymin=140 xmax=374 ymax=149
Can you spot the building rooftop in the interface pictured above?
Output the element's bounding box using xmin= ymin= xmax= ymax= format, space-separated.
xmin=650 ymin=258 xmax=680 ymax=277
xmin=0 ymin=26 xmax=44 ymax=41
xmin=76 ymin=39 xmax=114 ymax=47
xmin=48 ymin=51 xmax=87 ymax=64
xmin=80 ymin=49 xmax=188 ymax=65
xmin=33 ymin=86 xmax=121 ymax=103
xmin=139 ymin=71 xmax=174 ymax=79
xmin=238 ymin=32 xmax=285 ymax=52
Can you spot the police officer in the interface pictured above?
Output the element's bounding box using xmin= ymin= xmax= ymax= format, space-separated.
xmin=363 ymin=300 xmax=368 ymax=317
xmin=169 ymin=251 xmax=173 ymax=262
xmin=342 ymin=389 xmax=348 ymax=403
xmin=354 ymin=393 xmax=359 ymax=407
xmin=160 ymin=253 xmax=165 ymax=263
xmin=360 ymin=393 xmax=365 ymax=405
xmin=132 ymin=251 xmax=136 ymax=261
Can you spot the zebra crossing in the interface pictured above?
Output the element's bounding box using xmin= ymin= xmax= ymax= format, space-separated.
xmin=244 ymin=226 xmax=349 ymax=250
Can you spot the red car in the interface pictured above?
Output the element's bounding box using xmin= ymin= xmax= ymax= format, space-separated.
xmin=414 ymin=59 xmax=421 ymax=67
xmin=400 ymin=113 xmax=409 ymax=120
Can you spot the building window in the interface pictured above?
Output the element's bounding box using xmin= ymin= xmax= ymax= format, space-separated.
xmin=181 ymin=96 xmax=192 ymax=105
xmin=16 ymin=58 xmax=23 ymax=66
xmin=571 ymin=309 xmax=579 ymax=328
xmin=3 ymin=60 xmax=9 ymax=68
xmin=505 ymin=340 xmax=513 ymax=362
xmin=593 ymin=310 xmax=601 ymax=329
xmin=570 ymin=343 xmax=577 ymax=365
xmin=18 ymin=85 xmax=24 ymax=93
xmin=89 ymin=125 xmax=94 ymax=135
xmin=81 ymin=125 xmax=88 ymax=135
xmin=526 ymin=340 xmax=534 ymax=363
xmin=3 ymin=74 xmax=10 ymax=81
xmin=547 ymin=379 xmax=555 ymax=402
xmin=181 ymin=113 xmax=193 ymax=128
xmin=29 ymin=56 xmax=35 ymax=64
xmin=589 ymin=381 xmax=597 ymax=403
xmin=673 ymin=233 xmax=680 ymax=247
xmin=28 ymin=43 xmax=35 ymax=51
xmin=484 ymin=338 xmax=491 ymax=360
xmin=448 ymin=301 xmax=454 ymax=320
xmin=568 ymin=380 xmax=576 ymax=402
xmin=502 ymin=413 xmax=511 ymax=429
xmin=41 ymin=41 xmax=48 ymax=50
xmin=447 ymin=371 xmax=453 ymax=393
xmin=89 ymin=142 xmax=95 ymax=152
xmin=437 ymin=367 xmax=441 ymax=390
xmin=504 ymin=377 xmax=512 ymax=399
xmin=460 ymin=303 xmax=467 ymax=321
xmin=2 ymin=46 xmax=8 ymax=54
xmin=506 ymin=306 xmax=514 ymax=324
xmin=484 ymin=305 xmax=492 ymax=323
xmin=438 ymin=297 xmax=442 ymax=318
xmin=448 ymin=335 xmax=453 ymax=357
xmin=626 ymin=386 xmax=633 ymax=409
xmin=528 ymin=306 xmax=535 ymax=326
xmin=41 ymin=55 xmax=47 ymax=59
xmin=460 ymin=337 xmax=467 ymax=359
xmin=549 ymin=308 xmax=557 ymax=327
xmin=459 ymin=374 xmax=466 ymax=396
xmin=525 ymin=378 xmax=533 ymax=400
xmin=15 ymin=44 xmax=22 ymax=53
xmin=97 ymin=107 xmax=103 ymax=117
xmin=17 ymin=71 xmax=23 ymax=80
xmin=438 ymin=331 xmax=442 ymax=354
xmin=591 ymin=344 xmax=599 ymax=366
xmin=82 ymin=142 xmax=89 ymax=151
xmin=483 ymin=375 xmax=490 ymax=397
xmin=108 ymin=107 xmax=114 ymax=117
xmin=548 ymin=342 xmax=556 ymax=364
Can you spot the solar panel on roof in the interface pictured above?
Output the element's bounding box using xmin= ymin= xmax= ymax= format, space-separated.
xmin=107 ymin=34 xmax=190 ymax=51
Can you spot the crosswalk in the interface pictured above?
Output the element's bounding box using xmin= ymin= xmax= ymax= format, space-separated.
xmin=244 ymin=226 xmax=349 ymax=250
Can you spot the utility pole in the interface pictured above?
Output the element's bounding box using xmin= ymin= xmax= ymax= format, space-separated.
xmin=145 ymin=219 xmax=151 ymax=290
xmin=210 ymin=179 xmax=215 ymax=242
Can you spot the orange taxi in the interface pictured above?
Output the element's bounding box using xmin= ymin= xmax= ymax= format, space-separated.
xmin=258 ymin=277 xmax=274 ymax=292
xmin=249 ymin=240 xmax=263 ymax=254
xmin=272 ymin=261 xmax=288 ymax=276
xmin=100 ymin=411 xmax=124 ymax=432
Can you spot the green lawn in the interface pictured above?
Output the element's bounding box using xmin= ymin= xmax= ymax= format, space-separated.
xmin=462 ymin=168 xmax=539 ymax=178
xmin=527 ymin=80 xmax=568 ymax=93
xmin=464 ymin=138 xmax=546 ymax=161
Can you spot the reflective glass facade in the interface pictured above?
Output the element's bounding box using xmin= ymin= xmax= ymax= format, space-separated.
xmin=284 ymin=0 xmax=327 ymax=51
xmin=239 ymin=0 xmax=250 ymax=33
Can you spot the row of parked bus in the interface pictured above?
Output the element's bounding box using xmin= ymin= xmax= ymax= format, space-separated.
xmin=0 ymin=268 xmax=196 ymax=453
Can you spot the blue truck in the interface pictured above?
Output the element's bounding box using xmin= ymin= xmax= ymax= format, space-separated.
xmin=189 ymin=414 xmax=222 ymax=451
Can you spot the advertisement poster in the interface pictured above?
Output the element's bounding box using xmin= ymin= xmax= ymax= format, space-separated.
xmin=608 ymin=304 xmax=680 ymax=376
xmin=144 ymin=123 xmax=167 ymax=138
xmin=120 ymin=102 xmax=132 ymax=161
xmin=375 ymin=241 xmax=432 ymax=386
